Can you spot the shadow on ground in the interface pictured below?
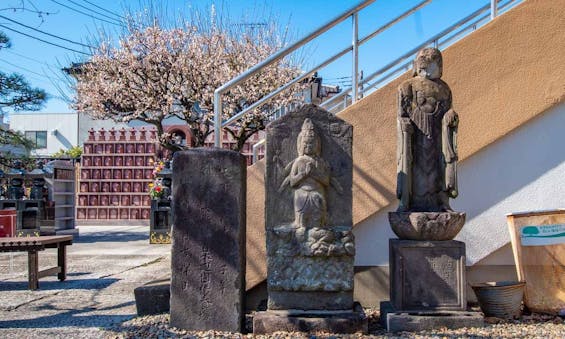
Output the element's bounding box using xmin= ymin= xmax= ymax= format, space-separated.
xmin=0 ymin=277 xmax=119 ymax=291
xmin=0 ymin=301 xmax=135 ymax=329
xmin=75 ymin=232 xmax=149 ymax=243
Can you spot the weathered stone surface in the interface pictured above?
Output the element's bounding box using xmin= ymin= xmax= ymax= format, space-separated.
xmin=253 ymin=303 xmax=367 ymax=334
xmin=386 ymin=310 xmax=483 ymax=332
xmin=134 ymin=279 xmax=170 ymax=316
xmin=265 ymin=104 xmax=353 ymax=311
xmin=170 ymin=148 xmax=246 ymax=332
xmin=390 ymin=239 xmax=466 ymax=311
xmin=388 ymin=211 xmax=466 ymax=240
xmin=395 ymin=48 xmax=463 ymax=240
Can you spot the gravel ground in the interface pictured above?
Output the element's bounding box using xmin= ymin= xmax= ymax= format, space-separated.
xmin=0 ymin=226 xmax=563 ymax=338
xmin=103 ymin=311 xmax=564 ymax=338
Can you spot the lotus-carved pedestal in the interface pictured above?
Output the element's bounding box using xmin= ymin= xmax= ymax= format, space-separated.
xmin=388 ymin=211 xmax=466 ymax=241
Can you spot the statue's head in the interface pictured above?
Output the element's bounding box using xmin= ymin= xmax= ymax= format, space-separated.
xmin=11 ymin=178 xmax=23 ymax=187
xmin=32 ymin=178 xmax=45 ymax=187
xmin=162 ymin=177 xmax=172 ymax=188
xmin=413 ymin=48 xmax=442 ymax=79
xmin=297 ymin=118 xmax=321 ymax=156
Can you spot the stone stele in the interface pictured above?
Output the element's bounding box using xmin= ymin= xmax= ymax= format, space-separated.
xmin=169 ymin=148 xmax=246 ymax=332
xmin=265 ymin=104 xmax=354 ymax=311
xmin=391 ymin=47 xmax=465 ymax=241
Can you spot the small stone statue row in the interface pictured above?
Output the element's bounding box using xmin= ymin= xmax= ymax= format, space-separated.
xmin=87 ymin=127 xmax=157 ymax=142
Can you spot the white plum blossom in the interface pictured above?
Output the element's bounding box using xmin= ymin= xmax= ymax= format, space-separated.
xmin=73 ymin=14 xmax=305 ymax=151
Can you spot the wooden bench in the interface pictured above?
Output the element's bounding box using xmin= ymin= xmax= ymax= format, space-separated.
xmin=0 ymin=235 xmax=73 ymax=290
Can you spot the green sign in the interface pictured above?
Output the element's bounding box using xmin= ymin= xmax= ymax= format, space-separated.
xmin=520 ymin=224 xmax=565 ymax=246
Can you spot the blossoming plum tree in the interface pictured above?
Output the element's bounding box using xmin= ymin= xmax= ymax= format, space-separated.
xmin=72 ymin=8 xmax=306 ymax=152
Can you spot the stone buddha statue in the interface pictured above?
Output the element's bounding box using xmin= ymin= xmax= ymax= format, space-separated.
xmin=391 ymin=48 xmax=464 ymax=241
xmin=397 ymin=47 xmax=458 ymax=212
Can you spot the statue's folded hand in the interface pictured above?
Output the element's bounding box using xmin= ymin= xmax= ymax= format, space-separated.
xmin=400 ymin=117 xmax=413 ymax=133
xmin=444 ymin=109 xmax=458 ymax=127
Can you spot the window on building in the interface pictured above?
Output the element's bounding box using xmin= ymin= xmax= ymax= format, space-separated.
xmin=25 ymin=131 xmax=47 ymax=149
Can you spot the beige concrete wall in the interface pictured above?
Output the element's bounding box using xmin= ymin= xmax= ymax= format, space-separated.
xmin=245 ymin=0 xmax=565 ymax=290
xmin=246 ymin=263 xmax=519 ymax=309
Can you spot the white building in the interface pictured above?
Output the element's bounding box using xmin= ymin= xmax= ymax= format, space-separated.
xmin=8 ymin=112 xmax=128 ymax=156
xmin=8 ymin=112 xmax=78 ymax=156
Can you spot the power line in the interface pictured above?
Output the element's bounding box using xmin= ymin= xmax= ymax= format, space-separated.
xmin=324 ymin=76 xmax=352 ymax=80
xmin=4 ymin=49 xmax=58 ymax=69
xmin=0 ymin=14 xmax=94 ymax=48
xmin=0 ymin=58 xmax=57 ymax=81
xmin=80 ymin=0 xmax=124 ymax=20
xmin=65 ymin=0 xmax=124 ymax=22
xmin=49 ymin=0 xmax=124 ymax=27
xmin=0 ymin=24 xmax=91 ymax=55
xmin=0 ymin=59 xmax=71 ymax=102
xmin=0 ymin=65 xmax=46 ymax=84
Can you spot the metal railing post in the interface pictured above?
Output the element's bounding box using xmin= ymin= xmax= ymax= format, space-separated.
xmin=214 ymin=90 xmax=222 ymax=147
xmin=252 ymin=139 xmax=265 ymax=163
xmin=491 ymin=0 xmax=498 ymax=20
xmin=352 ymin=12 xmax=359 ymax=103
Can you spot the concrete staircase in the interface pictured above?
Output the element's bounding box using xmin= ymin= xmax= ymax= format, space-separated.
xmin=244 ymin=0 xmax=565 ymax=304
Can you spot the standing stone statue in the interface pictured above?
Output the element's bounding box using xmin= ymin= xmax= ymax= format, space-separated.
xmin=383 ymin=49 xmax=484 ymax=332
xmin=390 ymin=48 xmax=465 ymax=241
xmin=254 ymin=104 xmax=366 ymax=334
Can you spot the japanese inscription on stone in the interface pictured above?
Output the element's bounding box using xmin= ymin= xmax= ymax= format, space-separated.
xmin=390 ymin=240 xmax=466 ymax=311
xmin=170 ymin=148 xmax=246 ymax=332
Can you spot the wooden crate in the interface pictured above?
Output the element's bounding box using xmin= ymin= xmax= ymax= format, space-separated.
xmin=507 ymin=210 xmax=565 ymax=314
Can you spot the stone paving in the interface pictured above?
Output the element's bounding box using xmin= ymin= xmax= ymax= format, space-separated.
xmin=0 ymin=225 xmax=171 ymax=338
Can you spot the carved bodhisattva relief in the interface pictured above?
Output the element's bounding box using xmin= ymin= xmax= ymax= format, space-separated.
xmin=277 ymin=118 xmax=354 ymax=258
xmin=265 ymin=105 xmax=353 ymax=310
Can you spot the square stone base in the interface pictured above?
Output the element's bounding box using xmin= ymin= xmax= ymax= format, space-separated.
xmin=390 ymin=239 xmax=466 ymax=311
xmin=134 ymin=279 xmax=170 ymax=316
xmin=386 ymin=310 xmax=483 ymax=332
xmin=380 ymin=301 xmax=483 ymax=331
xmin=253 ymin=303 xmax=367 ymax=334
xmin=268 ymin=290 xmax=353 ymax=310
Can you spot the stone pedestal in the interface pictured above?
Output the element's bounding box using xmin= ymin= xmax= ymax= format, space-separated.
xmin=170 ymin=148 xmax=246 ymax=332
xmin=253 ymin=303 xmax=367 ymax=334
xmin=383 ymin=306 xmax=483 ymax=332
xmin=384 ymin=240 xmax=484 ymax=332
xmin=389 ymin=212 xmax=466 ymax=241
xmin=390 ymin=239 xmax=466 ymax=311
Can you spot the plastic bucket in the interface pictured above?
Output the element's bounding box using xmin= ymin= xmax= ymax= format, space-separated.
xmin=471 ymin=281 xmax=525 ymax=318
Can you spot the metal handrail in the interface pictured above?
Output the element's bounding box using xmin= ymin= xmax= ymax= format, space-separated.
xmin=320 ymin=0 xmax=520 ymax=110
xmin=213 ymin=0 xmax=375 ymax=147
xmin=250 ymin=0 xmax=521 ymax=163
xmin=213 ymin=0 xmax=434 ymax=147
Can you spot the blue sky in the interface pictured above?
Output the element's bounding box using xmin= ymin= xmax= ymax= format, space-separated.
xmin=0 ymin=0 xmax=495 ymax=118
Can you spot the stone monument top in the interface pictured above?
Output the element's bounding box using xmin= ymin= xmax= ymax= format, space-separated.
xmin=256 ymin=104 xmax=366 ymax=334
xmin=265 ymin=104 xmax=354 ymax=310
